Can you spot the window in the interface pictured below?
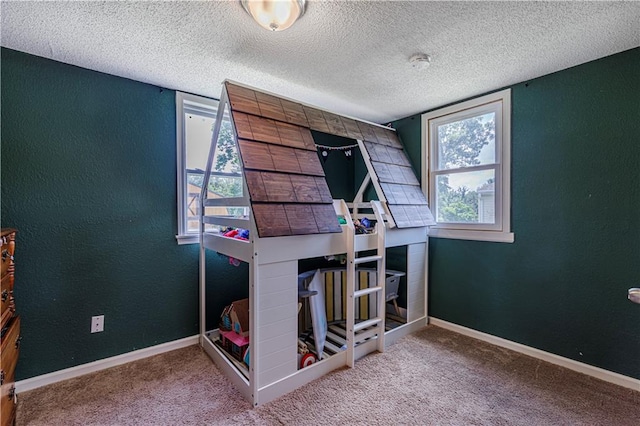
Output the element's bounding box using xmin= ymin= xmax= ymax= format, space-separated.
xmin=176 ymin=92 xmax=243 ymax=244
xmin=421 ymin=89 xmax=513 ymax=243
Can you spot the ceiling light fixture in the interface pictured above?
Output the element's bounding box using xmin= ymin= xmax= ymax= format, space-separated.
xmin=240 ymin=0 xmax=306 ymax=32
xmin=409 ymin=53 xmax=432 ymax=70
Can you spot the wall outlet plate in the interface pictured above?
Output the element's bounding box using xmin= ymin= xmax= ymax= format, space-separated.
xmin=91 ymin=315 xmax=104 ymax=333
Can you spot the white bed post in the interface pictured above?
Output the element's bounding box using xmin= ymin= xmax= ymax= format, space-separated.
xmin=249 ymin=238 xmax=259 ymax=406
xmin=424 ymin=238 xmax=429 ymax=323
xmin=371 ymin=200 xmax=387 ymax=354
xmin=344 ymin=204 xmax=357 ymax=368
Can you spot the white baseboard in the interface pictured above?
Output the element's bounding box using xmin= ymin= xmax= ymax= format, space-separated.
xmin=15 ymin=335 xmax=199 ymax=393
xmin=428 ymin=317 xmax=640 ymax=392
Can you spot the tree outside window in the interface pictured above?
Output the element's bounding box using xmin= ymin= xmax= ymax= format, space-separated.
xmin=435 ymin=112 xmax=496 ymax=224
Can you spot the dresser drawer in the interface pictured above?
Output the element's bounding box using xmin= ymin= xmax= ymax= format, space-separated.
xmin=0 ymin=380 xmax=16 ymax=426
xmin=0 ymin=316 xmax=20 ymax=426
xmin=0 ymin=231 xmax=15 ymax=279
xmin=1 ymin=316 xmax=21 ymax=374
xmin=0 ymin=230 xmax=17 ymax=426
xmin=0 ymin=274 xmax=14 ymax=332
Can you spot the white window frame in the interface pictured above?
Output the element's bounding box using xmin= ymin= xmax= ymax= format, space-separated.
xmin=421 ymin=89 xmax=514 ymax=243
xmin=175 ymin=92 xmax=219 ymax=245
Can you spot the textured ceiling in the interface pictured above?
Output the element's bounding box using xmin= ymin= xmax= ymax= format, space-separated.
xmin=1 ymin=1 xmax=638 ymax=123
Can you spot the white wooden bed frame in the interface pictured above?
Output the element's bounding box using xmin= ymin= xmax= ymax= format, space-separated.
xmin=198 ymin=86 xmax=430 ymax=406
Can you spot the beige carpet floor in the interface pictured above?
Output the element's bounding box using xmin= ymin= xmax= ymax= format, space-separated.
xmin=16 ymin=325 xmax=639 ymax=425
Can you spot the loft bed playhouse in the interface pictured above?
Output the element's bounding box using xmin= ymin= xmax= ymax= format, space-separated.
xmin=199 ymin=81 xmax=435 ymax=406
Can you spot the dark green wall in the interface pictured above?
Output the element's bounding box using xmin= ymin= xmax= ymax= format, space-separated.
xmin=3 ymin=46 xmax=638 ymax=382
xmin=394 ymin=48 xmax=640 ymax=379
xmin=0 ymin=48 xmax=243 ymax=380
xmin=312 ymin=130 xmax=361 ymax=201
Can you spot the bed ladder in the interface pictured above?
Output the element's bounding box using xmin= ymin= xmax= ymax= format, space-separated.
xmin=345 ymin=200 xmax=387 ymax=367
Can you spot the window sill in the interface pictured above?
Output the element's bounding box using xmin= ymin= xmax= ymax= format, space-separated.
xmin=176 ymin=234 xmax=199 ymax=245
xmin=428 ymin=228 xmax=514 ymax=243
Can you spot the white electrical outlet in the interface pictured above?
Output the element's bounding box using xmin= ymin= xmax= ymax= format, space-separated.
xmin=91 ymin=315 xmax=104 ymax=333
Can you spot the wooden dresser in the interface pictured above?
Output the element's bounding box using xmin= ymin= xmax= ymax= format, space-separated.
xmin=1 ymin=229 xmax=20 ymax=426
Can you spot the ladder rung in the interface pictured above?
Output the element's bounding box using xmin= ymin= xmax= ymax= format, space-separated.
xmin=353 ymin=318 xmax=382 ymax=332
xmin=354 ymin=286 xmax=383 ymax=298
xmin=353 ymin=255 xmax=382 ymax=265
xmin=356 ymin=326 xmax=382 ymax=343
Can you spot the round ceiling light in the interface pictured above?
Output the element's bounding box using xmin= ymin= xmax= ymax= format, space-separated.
xmin=241 ymin=0 xmax=307 ymax=32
